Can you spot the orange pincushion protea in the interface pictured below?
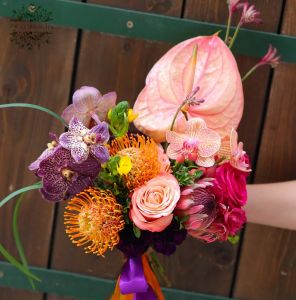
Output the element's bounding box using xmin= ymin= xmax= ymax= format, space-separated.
xmin=110 ymin=134 xmax=161 ymax=190
xmin=64 ymin=188 xmax=125 ymax=256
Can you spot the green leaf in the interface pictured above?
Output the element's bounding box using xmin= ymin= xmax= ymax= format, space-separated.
xmin=0 ymin=243 xmax=41 ymax=282
xmin=13 ymin=194 xmax=38 ymax=288
xmin=0 ymin=103 xmax=68 ymax=127
xmin=108 ymin=101 xmax=130 ymax=137
xmin=133 ymin=225 xmax=141 ymax=238
xmin=0 ymin=182 xmax=42 ymax=208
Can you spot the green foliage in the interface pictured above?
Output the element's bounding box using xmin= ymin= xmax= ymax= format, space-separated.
xmin=228 ymin=235 xmax=240 ymax=245
xmin=174 ymin=215 xmax=189 ymax=229
xmin=133 ymin=225 xmax=141 ymax=238
xmin=108 ymin=101 xmax=130 ymax=137
xmin=172 ymin=160 xmax=203 ymax=186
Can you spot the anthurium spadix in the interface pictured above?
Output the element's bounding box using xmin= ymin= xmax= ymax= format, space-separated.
xmin=133 ymin=35 xmax=244 ymax=142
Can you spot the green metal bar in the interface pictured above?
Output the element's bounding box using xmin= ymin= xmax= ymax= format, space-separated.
xmin=0 ymin=262 xmax=231 ymax=300
xmin=0 ymin=0 xmax=295 ymax=63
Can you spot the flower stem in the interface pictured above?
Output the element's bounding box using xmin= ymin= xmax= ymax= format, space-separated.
xmin=170 ymin=99 xmax=188 ymax=131
xmin=224 ymin=13 xmax=232 ymax=43
xmin=241 ymin=64 xmax=259 ymax=82
xmin=229 ymin=23 xmax=241 ymax=49
xmin=0 ymin=103 xmax=68 ymax=127
xmin=13 ymin=194 xmax=37 ymax=288
xmin=0 ymin=182 xmax=42 ymax=208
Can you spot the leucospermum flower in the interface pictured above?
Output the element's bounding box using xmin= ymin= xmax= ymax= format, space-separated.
xmin=64 ymin=188 xmax=125 ymax=256
xmin=109 ymin=134 xmax=161 ymax=190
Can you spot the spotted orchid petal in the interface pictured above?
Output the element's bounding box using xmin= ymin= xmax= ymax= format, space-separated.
xmin=69 ymin=117 xmax=88 ymax=135
xmin=134 ymin=35 xmax=244 ymax=142
xmin=71 ymin=144 xmax=89 ymax=163
xmin=196 ymin=156 xmax=216 ymax=168
xmin=197 ymin=127 xmax=221 ymax=157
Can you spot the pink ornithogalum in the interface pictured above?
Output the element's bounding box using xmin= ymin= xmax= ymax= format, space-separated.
xmin=133 ymin=35 xmax=244 ymax=142
xmin=258 ymin=45 xmax=280 ymax=68
xmin=62 ymin=86 xmax=116 ymax=127
xmin=166 ymin=118 xmax=221 ymax=167
xmin=240 ymin=3 xmax=261 ymax=25
xmin=59 ymin=117 xmax=109 ymax=164
xmin=228 ymin=0 xmax=242 ymax=14
xmin=219 ymin=129 xmax=251 ymax=172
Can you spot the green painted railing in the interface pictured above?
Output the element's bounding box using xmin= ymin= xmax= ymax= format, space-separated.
xmin=0 ymin=262 xmax=231 ymax=300
xmin=0 ymin=0 xmax=295 ymax=63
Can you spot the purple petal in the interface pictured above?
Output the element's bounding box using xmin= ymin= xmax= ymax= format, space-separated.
xmin=71 ymin=144 xmax=89 ymax=163
xmin=66 ymin=177 xmax=93 ymax=198
xmin=73 ymin=86 xmax=101 ymax=113
xmin=95 ymin=91 xmax=117 ymax=121
xmin=37 ymin=148 xmax=72 ymax=175
xmin=40 ymin=188 xmax=65 ymax=202
xmin=89 ymin=122 xmax=109 ymax=144
xmin=69 ymin=117 xmax=88 ymax=134
xmin=59 ymin=132 xmax=82 ymax=150
xmin=70 ymin=155 xmax=101 ymax=177
xmin=42 ymin=173 xmax=68 ymax=194
xmin=91 ymin=145 xmax=109 ymax=164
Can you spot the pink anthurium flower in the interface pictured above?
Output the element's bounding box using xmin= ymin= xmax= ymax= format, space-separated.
xmin=133 ymin=35 xmax=244 ymax=142
xmin=166 ymin=118 xmax=221 ymax=167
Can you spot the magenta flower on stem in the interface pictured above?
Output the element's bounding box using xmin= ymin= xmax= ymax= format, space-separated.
xmin=37 ymin=148 xmax=100 ymax=202
xmin=258 ymin=45 xmax=281 ymax=68
xmin=62 ymin=86 xmax=116 ymax=127
xmin=29 ymin=133 xmax=60 ymax=171
xmin=240 ymin=3 xmax=262 ymax=25
xmin=59 ymin=117 xmax=109 ymax=164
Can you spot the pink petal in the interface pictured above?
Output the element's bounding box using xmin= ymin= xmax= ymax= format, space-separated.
xmin=197 ymin=127 xmax=221 ymax=157
xmin=196 ymin=156 xmax=215 ymax=168
xmin=185 ymin=118 xmax=206 ymax=138
xmin=133 ymin=35 xmax=244 ymax=141
xmin=73 ymin=86 xmax=101 ymax=113
xmin=166 ymin=131 xmax=185 ymax=150
xmin=96 ymin=91 xmax=117 ymax=121
xmin=69 ymin=117 xmax=88 ymax=135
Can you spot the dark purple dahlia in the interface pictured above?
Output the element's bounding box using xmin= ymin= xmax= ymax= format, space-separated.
xmin=36 ymin=147 xmax=100 ymax=202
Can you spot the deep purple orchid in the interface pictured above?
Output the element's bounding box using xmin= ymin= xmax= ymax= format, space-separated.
xmin=62 ymin=86 xmax=116 ymax=127
xmin=29 ymin=133 xmax=60 ymax=171
xmin=37 ymin=148 xmax=100 ymax=202
xmin=59 ymin=117 xmax=110 ymax=164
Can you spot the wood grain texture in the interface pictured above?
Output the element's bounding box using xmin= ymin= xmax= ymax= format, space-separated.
xmin=47 ymin=1 xmax=183 ymax=300
xmin=234 ymin=0 xmax=296 ymax=299
xmin=178 ymin=0 xmax=284 ymax=296
xmin=0 ymin=17 xmax=77 ymax=300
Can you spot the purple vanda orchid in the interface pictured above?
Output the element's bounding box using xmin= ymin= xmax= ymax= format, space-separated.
xmin=37 ymin=148 xmax=100 ymax=202
xmin=62 ymin=86 xmax=116 ymax=127
xmin=29 ymin=133 xmax=60 ymax=171
xmin=59 ymin=117 xmax=110 ymax=164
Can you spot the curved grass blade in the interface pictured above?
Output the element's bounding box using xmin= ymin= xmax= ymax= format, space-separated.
xmin=0 ymin=103 xmax=68 ymax=127
xmin=0 ymin=182 xmax=42 ymax=208
xmin=13 ymin=194 xmax=38 ymax=288
xmin=0 ymin=243 xmax=41 ymax=282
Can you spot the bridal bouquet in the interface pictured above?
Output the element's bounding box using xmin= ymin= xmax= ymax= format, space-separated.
xmin=0 ymin=1 xmax=280 ymax=299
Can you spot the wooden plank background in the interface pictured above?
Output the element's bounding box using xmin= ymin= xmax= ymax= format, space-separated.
xmin=0 ymin=0 xmax=295 ymax=299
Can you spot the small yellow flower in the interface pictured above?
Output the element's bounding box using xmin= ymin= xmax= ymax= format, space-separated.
xmin=117 ymin=156 xmax=132 ymax=175
xmin=127 ymin=109 xmax=138 ymax=123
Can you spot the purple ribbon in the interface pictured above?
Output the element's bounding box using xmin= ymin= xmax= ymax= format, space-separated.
xmin=119 ymin=256 xmax=157 ymax=300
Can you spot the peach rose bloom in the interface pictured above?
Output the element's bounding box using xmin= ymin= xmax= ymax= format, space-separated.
xmin=130 ymin=174 xmax=180 ymax=232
